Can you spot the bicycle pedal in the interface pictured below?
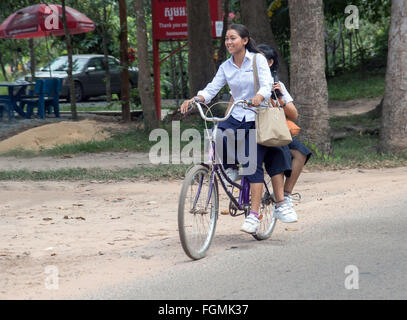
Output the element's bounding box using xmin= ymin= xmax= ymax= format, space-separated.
xmin=220 ymin=209 xmax=229 ymax=215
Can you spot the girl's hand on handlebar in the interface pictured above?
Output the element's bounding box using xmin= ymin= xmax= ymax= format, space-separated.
xmin=180 ymin=98 xmax=194 ymax=114
xmin=180 ymin=96 xmax=205 ymax=114
xmin=250 ymin=94 xmax=264 ymax=106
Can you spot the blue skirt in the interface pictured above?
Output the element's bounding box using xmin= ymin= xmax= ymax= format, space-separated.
xmin=288 ymin=138 xmax=312 ymax=165
xmin=264 ymin=145 xmax=292 ymax=178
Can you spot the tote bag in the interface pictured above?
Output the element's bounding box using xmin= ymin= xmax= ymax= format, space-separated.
xmin=252 ymin=54 xmax=292 ymax=147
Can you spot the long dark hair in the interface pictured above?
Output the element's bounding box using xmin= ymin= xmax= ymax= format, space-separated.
xmin=227 ymin=24 xmax=260 ymax=53
xmin=256 ymin=43 xmax=279 ymax=74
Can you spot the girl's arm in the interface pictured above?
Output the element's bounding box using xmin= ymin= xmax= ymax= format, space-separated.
xmin=272 ymin=82 xmax=298 ymax=121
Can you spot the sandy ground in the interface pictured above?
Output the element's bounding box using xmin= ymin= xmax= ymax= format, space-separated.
xmin=0 ymin=119 xmax=121 ymax=153
xmin=0 ymin=166 xmax=406 ymax=299
xmin=328 ymin=97 xmax=380 ymax=116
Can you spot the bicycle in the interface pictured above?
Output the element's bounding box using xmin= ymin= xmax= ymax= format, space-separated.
xmin=178 ymin=98 xmax=277 ymax=260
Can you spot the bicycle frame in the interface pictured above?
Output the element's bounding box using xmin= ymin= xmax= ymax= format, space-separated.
xmin=189 ymin=99 xmax=271 ymax=216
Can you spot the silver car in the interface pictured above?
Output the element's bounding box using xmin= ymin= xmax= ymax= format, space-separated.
xmin=27 ymin=54 xmax=138 ymax=102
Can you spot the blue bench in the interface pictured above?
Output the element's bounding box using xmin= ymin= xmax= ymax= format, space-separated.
xmin=20 ymin=78 xmax=61 ymax=119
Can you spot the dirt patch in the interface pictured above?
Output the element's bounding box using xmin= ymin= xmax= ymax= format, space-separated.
xmin=328 ymin=97 xmax=381 ymax=116
xmin=0 ymin=119 xmax=122 ymax=153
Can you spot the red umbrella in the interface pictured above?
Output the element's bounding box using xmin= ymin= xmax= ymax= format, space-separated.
xmin=0 ymin=3 xmax=94 ymax=39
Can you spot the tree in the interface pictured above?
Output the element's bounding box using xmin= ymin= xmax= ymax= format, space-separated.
xmin=215 ymin=0 xmax=230 ymax=69
xmin=61 ymin=0 xmax=78 ymax=120
xmin=186 ymin=0 xmax=216 ymax=96
xmin=118 ymin=0 xmax=131 ymax=122
xmin=241 ymin=0 xmax=289 ymax=87
xmin=134 ymin=0 xmax=158 ymax=129
xmin=288 ymin=0 xmax=330 ymax=154
xmin=379 ymin=0 xmax=407 ymax=153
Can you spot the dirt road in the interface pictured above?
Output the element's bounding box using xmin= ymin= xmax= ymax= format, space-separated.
xmin=1 ymin=166 xmax=406 ymax=299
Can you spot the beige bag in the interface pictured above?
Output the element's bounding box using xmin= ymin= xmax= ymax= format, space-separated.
xmin=252 ymin=54 xmax=292 ymax=147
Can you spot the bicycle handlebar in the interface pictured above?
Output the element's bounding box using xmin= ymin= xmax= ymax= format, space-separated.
xmin=187 ymin=98 xmax=256 ymax=123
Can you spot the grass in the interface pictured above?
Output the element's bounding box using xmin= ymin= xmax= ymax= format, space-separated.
xmin=0 ymin=164 xmax=190 ymax=181
xmin=59 ymin=105 xmax=123 ymax=112
xmin=58 ymin=103 xmax=176 ymax=113
xmin=327 ymin=71 xmax=385 ymax=101
xmin=304 ymin=113 xmax=407 ymax=169
xmin=308 ymin=134 xmax=407 ymax=170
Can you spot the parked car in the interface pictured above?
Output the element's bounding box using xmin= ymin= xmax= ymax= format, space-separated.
xmin=24 ymin=54 xmax=138 ymax=102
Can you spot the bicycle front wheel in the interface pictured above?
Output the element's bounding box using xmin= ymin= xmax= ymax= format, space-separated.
xmin=178 ymin=165 xmax=219 ymax=260
xmin=253 ymin=176 xmax=277 ymax=241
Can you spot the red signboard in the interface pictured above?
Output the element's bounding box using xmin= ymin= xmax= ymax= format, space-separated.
xmin=151 ymin=0 xmax=223 ymax=120
xmin=152 ymin=0 xmax=223 ymax=40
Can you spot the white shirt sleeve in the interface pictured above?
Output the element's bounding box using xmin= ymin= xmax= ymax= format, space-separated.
xmin=279 ymin=82 xmax=293 ymax=103
xmin=197 ymin=64 xmax=227 ymax=103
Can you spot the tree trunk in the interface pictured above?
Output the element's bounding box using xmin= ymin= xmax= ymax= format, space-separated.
xmin=134 ymin=0 xmax=159 ymax=129
xmin=177 ymin=42 xmax=187 ymax=99
xmin=186 ymin=0 xmax=216 ymax=96
xmin=325 ymin=40 xmax=329 ymax=75
xmin=0 ymin=52 xmax=9 ymax=81
xmin=216 ymin=0 xmax=230 ymax=69
xmin=332 ymin=39 xmax=336 ymax=74
xmin=349 ymin=31 xmax=353 ymax=65
xmin=289 ymin=0 xmax=330 ymax=154
xmin=379 ymin=0 xmax=407 ymax=153
xmin=28 ymin=38 xmax=36 ymax=80
xmin=354 ymin=29 xmax=366 ymax=73
xmin=341 ymin=26 xmax=345 ymax=68
xmin=241 ymin=0 xmax=290 ymax=88
xmin=119 ymin=0 xmax=131 ymax=122
xmin=61 ymin=0 xmax=78 ymax=120
xmin=102 ymin=5 xmax=112 ymax=103
xmin=169 ymin=41 xmax=178 ymax=103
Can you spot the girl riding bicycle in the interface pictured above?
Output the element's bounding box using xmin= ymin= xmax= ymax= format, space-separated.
xmin=181 ymin=24 xmax=293 ymax=234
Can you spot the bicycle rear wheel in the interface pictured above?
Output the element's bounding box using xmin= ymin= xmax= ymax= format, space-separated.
xmin=253 ymin=176 xmax=277 ymax=240
xmin=178 ymin=164 xmax=219 ymax=260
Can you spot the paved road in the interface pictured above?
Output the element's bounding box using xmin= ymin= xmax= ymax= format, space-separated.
xmin=83 ymin=194 xmax=407 ymax=300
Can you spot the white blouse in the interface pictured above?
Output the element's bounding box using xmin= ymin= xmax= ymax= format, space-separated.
xmin=197 ymin=50 xmax=273 ymax=122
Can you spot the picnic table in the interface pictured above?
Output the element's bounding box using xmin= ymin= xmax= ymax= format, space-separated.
xmin=0 ymin=80 xmax=34 ymax=119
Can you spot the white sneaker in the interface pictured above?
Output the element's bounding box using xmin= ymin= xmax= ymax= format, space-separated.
xmin=270 ymin=193 xmax=293 ymax=208
xmin=273 ymin=203 xmax=298 ymax=223
xmin=240 ymin=214 xmax=260 ymax=234
xmin=284 ymin=194 xmax=293 ymax=208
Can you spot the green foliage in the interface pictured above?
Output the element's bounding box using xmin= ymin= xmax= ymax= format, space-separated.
xmin=303 ymin=141 xmax=332 ymax=162
xmin=268 ymin=0 xmax=290 ymax=59
xmin=328 ymin=70 xmax=385 ymax=100
xmin=324 ymin=0 xmax=391 ymax=24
